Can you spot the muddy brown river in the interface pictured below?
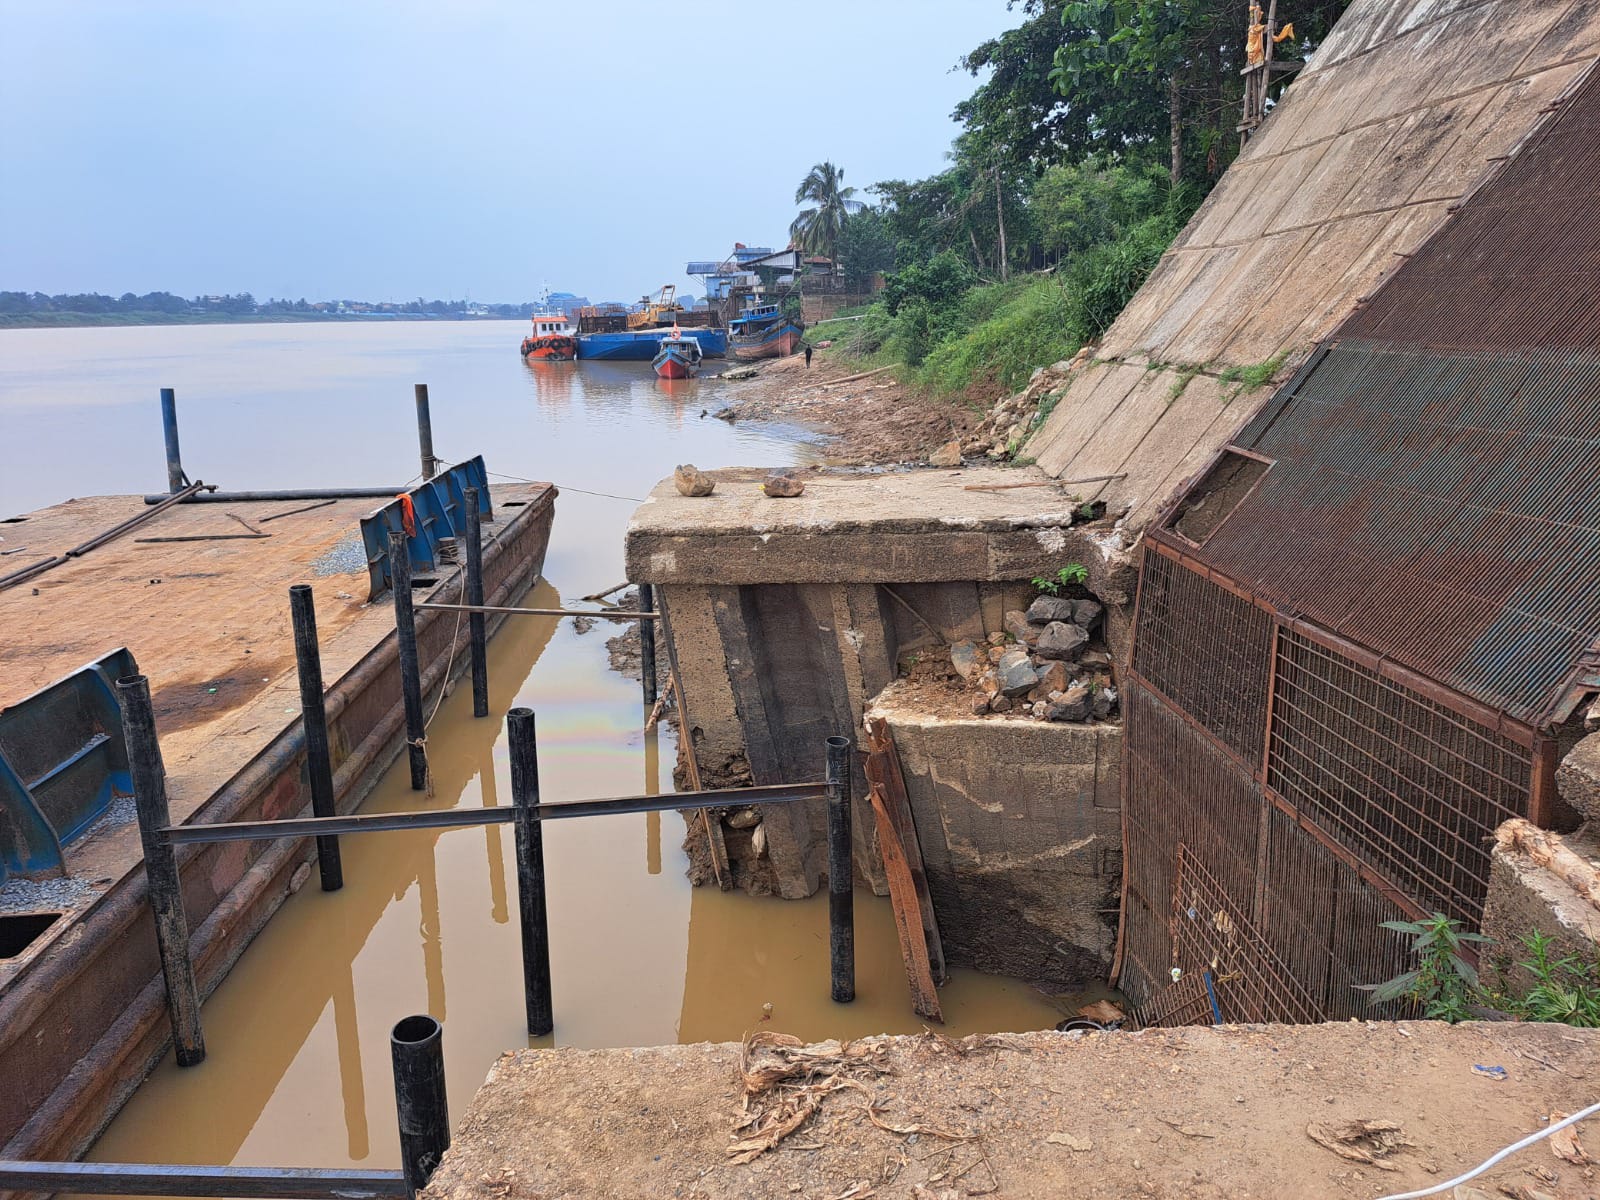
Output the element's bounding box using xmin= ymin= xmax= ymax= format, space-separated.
xmin=1 ymin=321 xmax=1065 ymax=1176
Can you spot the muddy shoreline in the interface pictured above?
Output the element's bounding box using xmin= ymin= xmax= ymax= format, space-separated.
xmin=708 ymin=354 xmax=983 ymax=465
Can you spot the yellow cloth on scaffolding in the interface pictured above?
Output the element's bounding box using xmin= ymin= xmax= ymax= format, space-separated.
xmin=1274 ymin=22 xmax=1296 ymax=43
xmin=1247 ymin=22 xmax=1266 ymax=65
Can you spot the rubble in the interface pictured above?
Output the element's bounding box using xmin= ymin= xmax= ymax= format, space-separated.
xmin=962 ymin=347 xmax=1094 ymax=461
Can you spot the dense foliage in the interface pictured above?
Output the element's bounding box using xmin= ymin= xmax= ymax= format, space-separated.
xmin=803 ymin=0 xmax=1350 ymax=401
xmin=0 ymin=291 xmax=545 ymax=326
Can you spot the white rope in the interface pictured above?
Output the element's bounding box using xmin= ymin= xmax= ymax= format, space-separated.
xmin=1374 ymin=1098 xmax=1600 ymax=1200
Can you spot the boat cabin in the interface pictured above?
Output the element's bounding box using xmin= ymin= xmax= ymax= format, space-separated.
xmin=530 ymin=314 xmax=573 ymax=337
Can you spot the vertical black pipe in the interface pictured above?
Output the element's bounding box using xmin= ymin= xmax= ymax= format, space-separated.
xmin=290 ymin=584 xmax=343 ymax=891
xmin=390 ymin=1014 xmax=449 ymax=1197
xmin=508 ymin=708 xmax=553 ymax=1035
xmin=390 ymin=530 xmax=428 ymax=791
xmin=117 ymin=674 xmax=206 ymax=1066
xmin=160 ymin=387 xmax=185 ymax=494
xmin=826 ymin=734 xmax=855 ymax=1003
xmin=463 ymin=486 xmax=488 ymax=718
xmin=637 ymin=583 xmax=658 ymax=709
xmin=414 ymin=384 xmax=439 ymax=481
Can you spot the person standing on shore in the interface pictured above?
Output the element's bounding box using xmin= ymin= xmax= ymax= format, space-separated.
xmin=804 ymin=343 xmax=813 ymax=368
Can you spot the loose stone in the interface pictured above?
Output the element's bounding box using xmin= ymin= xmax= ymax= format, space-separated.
xmin=1073 ymin=599 xmax=1103 ymax=628
xmin=1003 ymin=610 xmax=1039 ymax=645
xmin=762 ymin=472 xmax=806 ymax=498
xmin=928 ymin=440 xmax=963 ymax=468
xmin=726 ymin=808 xmax=761 ymax=830
xmin=1035 ymin=622 xmax=1089 ymax=660
xmin=950 ymin=640 xmax=981 ymax=680
xmin=1026 ymin=596 xmax=1076 ymax=625
xmin=673 ymin=464 xmax=716 ymax=497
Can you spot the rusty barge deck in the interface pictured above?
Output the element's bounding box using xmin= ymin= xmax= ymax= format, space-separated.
xmin=0 ymin=482 xmax=556 ymax=1163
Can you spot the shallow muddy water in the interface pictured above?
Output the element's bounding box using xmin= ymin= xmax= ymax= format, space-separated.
xmin=1 ymin=321 xmax=1065 ymax=1175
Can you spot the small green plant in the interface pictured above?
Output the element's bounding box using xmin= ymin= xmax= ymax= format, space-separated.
xmin=1032 ymin=563 xmax=1089 ymax=595
xmin=1360 ymin=914 xmax=1489 ymax=1022
xmin=1078 ymin=502 xmax=1098 ymax=520
xmin=1501 ymin=932 xmax=1600 ymax=1026
xmin=1165 ymin=361 xmax=1205 ymax=404
xmin=1217 ymin=352 xmax=1289 ymax=401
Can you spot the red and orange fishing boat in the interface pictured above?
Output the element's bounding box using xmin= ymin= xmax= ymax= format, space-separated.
xmin=520 ymin=312 xmax=577 ymax=361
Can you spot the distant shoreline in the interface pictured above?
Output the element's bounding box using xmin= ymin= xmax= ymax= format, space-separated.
xmin=0 ymin=313 xmax=522 ymax=330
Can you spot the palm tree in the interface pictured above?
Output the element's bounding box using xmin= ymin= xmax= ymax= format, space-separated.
xmin=789 ymin=162 xmax=864 ymax=264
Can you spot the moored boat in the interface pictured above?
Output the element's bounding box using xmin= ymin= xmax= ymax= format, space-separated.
xmin=520 ymin=312 xmax=577 ymax=361
xmin=576 ymin=327 xmax=727 ymax=360
xmin=728 ymin=302 xmax=803 ymax=361
xmin=652 ymin=332 xmax=703 ymax=379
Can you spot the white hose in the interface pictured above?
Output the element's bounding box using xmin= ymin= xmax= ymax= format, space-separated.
xmin=1374 ymin=1098 xmax=1600 ymax=1200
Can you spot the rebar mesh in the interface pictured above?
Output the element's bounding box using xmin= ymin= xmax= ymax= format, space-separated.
xmin=1132 ymin=547 xmax=1273 ymax=762
xmin=1266 ymin=628 xmax=1533 ymax=925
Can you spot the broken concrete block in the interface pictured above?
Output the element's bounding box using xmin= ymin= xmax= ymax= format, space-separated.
xmin=1073 ymin=599 xmax=1103 ymax=628
xmin=673 ymin=464 xmax=716 ymax=497
xmin=928 ymin=440 xmax=963 ymax=468
xmin=1035 ymin=622 xmax=1089 ymax=660
xmin=950 ymin=640 xmax=981 ymax=681
xmin=1026 ymin=596 xmax=1076 ymax=625
xmin=762 ymin=472 xmax=805 ymax=498
xmin=1003 ymin=610 xmax=1039 ymax=645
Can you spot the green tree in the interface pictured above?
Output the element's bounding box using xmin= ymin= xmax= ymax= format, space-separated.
xmin=790 ymin=161 xmax=864 ymax=262
xmin=834 ymin=209 xmax=897 ymax=289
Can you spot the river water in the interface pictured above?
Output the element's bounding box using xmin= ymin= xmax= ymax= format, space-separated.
xmin=1 ymin=320 xmax=1064 ymax=1175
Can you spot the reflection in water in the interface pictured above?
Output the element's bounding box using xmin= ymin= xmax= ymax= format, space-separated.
xmin=0 ymin=324 xmax=1070 ymax=1184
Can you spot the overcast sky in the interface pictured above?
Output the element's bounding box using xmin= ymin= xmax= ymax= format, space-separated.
xmin=1 ymin=2 xmax=1017 ymax=305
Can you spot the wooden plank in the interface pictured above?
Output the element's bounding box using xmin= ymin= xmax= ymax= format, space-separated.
xmin=656 ymin=592 xmax=732 ymax=890
xmin=864 ymin=717 xmax=947 ymax=985
xmin=866 ymin=780 xmax=942 ymax=1023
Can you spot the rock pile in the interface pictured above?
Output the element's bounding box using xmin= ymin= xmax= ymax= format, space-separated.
xmin=951 ymin=593 xmax=1119 ymax=722
xmin=962 ymin=346 xmax=1094 ymax=461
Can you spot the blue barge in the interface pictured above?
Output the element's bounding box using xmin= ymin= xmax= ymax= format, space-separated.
xmin=576 ymin=328 xmax=727 ymax=361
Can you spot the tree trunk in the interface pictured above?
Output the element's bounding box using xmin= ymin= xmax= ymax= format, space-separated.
xmin=968 ymin=227 xmax=987 ymax=272
xmin=994 ymin=165 xmax=1009 ymax=282
xmin=1169 ymin=73 xmax=1184 ymax=186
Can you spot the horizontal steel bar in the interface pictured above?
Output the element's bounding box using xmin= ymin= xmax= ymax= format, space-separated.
xmin=415 ymin=602 xmax=658 ymax=620
xmin=0 ymin=1161 xmax=406 ymax=1198
xmin=142 ymin=488 xmax=401 ymax=505
xmin=162 ymin=783 xmax=825 ymax=844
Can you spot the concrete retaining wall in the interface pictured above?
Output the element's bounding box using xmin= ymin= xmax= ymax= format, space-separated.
xmin=868 ymin=688 xmax=1120 ymax=988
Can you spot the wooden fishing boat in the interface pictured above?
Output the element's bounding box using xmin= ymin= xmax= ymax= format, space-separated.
xmin=728 ymin=302 xmax=803 ymax=361
xmin=520 ymin=312 xmax=577 ymax=361
xmin=652 ymin=333 xmax=704 ymax=380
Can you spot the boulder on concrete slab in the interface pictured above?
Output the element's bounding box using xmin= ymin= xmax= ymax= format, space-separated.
xmin=990 ymin=695 xmax=1013 ymax=713
xmin=997 ymin=651 xmax=1038 ymax=698
xmin=1032 ymin=701 xmax=1049 ymax=719
xmin=1026 ymin=596 xmax=1076 ymax=625
xmin=1079 ymin=648 xmax=1113 ymax=669
xmin=673 ymin=464 xmax=716 ymax=497
xmin=928 ymin=440 xmax=963 ymax=469
xmin=1073 ymin=599 xmax=1103 ymax=628
xmin=762 ymin=472 xmax=806 ymax=498
xmin=1036 ymin=622 xmax=1089 ymax=660
xmin=950 ymin=640 xmax=981 ymax=681
xmin=970 ymin=695 xmax=991 ymax=716
xmin=1003 ymin=610 xmax=1038 ymax=645
xmin=1051 ymin=684 xmax=1090 ymax=722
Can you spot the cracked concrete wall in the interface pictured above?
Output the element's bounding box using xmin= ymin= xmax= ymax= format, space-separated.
xmin=869 ymin=688 xmax=1121 ymax=989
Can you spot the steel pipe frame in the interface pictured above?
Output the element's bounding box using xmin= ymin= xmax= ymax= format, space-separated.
xmin=159 ymin=783 xmax=827 ymax=845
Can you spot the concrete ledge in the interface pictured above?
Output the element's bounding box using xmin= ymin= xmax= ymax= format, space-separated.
xmin=425 ymin=1021 xmax=1600 ymax=1200
xmin=626 ymin=467 xmax=1132 ymax=597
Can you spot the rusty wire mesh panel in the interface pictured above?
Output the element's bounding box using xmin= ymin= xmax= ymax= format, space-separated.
xmin=1129 ymin=968 xmax=1213 ymax=1030
xmin=1267 ymin=628 xmax=1533 ymax=926
xmin=1132 ymin=548 xmax=1273 ymax=763
xmin=1257 ymin=806 xmax=1417 ymax=1020
xmin=1120 ymin=679 xmax=1264 ymax=1006
xmin=1170 ymin=845 xmax=1323 ymax=1024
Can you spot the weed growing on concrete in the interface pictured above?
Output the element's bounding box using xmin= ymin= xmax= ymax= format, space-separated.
xmin=1218 ymin=352 xmax=1289 ymax=401
xmin=1032 ymin=564 xmax=1089 ymax=595
xmin=1500 ymin=932 xmax=1600 ymax=1026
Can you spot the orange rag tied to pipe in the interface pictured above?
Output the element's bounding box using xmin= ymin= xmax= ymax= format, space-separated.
xmin=396 ymin=493 xmax=416 ymax=537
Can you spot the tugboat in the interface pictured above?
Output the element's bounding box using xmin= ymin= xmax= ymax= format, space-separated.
xmin=728 ymin=302 xmax=803 ymax=361
xmin=520 ymin=311 xmax=577 ymax=361
xmin=652 ymin=331 xmax=704 ymax=379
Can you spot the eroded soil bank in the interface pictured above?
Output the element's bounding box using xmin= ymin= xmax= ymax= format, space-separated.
xmin=426 ymin=1021 xmax=1600 ymax=1200
xmin=709 ymin=355 xmax=982 ymax=465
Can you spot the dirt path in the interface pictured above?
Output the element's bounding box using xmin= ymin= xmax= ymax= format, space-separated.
xmin=710 ymin=354 xmax=982 ymax=465
xmin=427 ymin=1021 xmax=1600 ymax=1200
